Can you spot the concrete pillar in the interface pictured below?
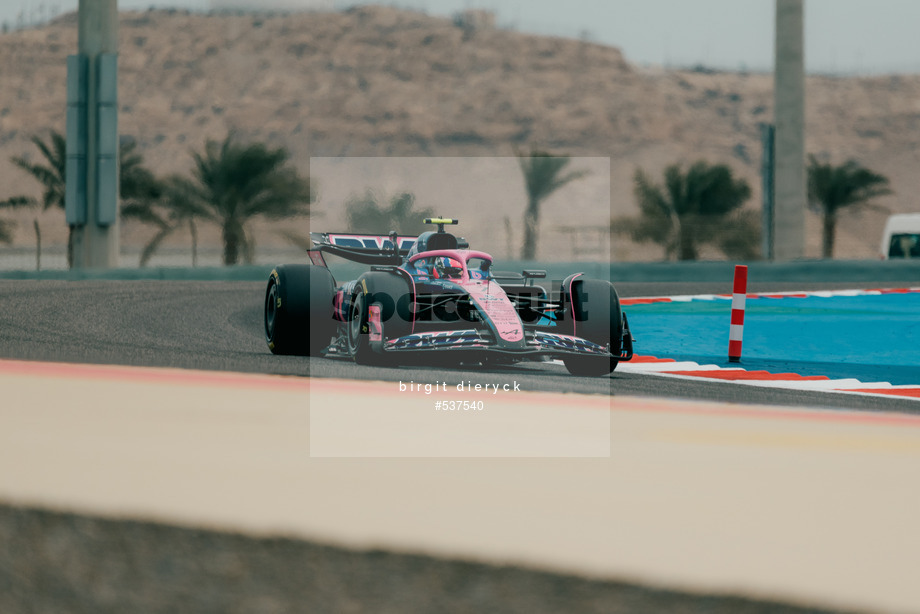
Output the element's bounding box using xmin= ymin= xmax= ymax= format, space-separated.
xmin=773 ymin=0 xmax=806 ymax=260
xmin=72 ymin=0 xmax=119 ymax=269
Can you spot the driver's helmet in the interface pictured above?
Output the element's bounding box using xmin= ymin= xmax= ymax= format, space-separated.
xmin=434 ymin=256 xmax=463 ymax=279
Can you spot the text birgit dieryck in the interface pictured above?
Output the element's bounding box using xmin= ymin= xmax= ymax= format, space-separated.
xmin=399 ymin=381 xmax=521 ymax=394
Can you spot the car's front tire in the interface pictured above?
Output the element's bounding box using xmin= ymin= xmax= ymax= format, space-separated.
xmin=563 ymin=278 xmax=623 ymax=377
xmin=265 ymin=265 xmax=336 ymax=356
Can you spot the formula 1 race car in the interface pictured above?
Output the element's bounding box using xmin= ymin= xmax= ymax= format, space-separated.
xmin=264 ymin=218 xmax=633 ymax=376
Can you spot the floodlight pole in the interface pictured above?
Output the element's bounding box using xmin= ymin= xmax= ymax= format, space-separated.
xmin=773 ymin=0 xmax=806 ymax=260
xmin=68 ymin=0 xmax=119 ymax=269
xmin=761 ymin=123 xmax=775 ymax=260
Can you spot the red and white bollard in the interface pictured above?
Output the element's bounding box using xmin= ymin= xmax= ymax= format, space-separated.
xmin=728 ymin=265 xmax=748 ymax=363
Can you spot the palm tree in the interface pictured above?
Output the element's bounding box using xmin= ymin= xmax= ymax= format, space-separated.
xmin=120 ymin=138 xmax=163 ymax=206
xmin=807 ymin=156 xmax=892 ymax=258
xmin=0 ymin=132 xmax=66 ymax=267
xmin=619 ymin=161 xmax=756 ymax=261
xmin=1 ymin=132 xmax=165 ymax=268
xmin=11 ymin=132 xmax=66 ymax=213
xmin=0 ymin=205 xmax=19 ymax=245
xmin=121 ymin=176 xmax=206 ymax=267
xmin=0 ymin=200 xmax=44 ymax=269
xmin=119 ymin=138 xmax=206 ymax=267
xmin=516 ymin=148 xmax=589 ymax=260
xmin=345 ymin=190 xmax=433 ymax=236
xmin=175 ymin=134 xmax=312 ymax=265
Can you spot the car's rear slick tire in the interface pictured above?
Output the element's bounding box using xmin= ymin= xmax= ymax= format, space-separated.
xmin=265 ymin=265 xmax=336 ymax=356
xmin=563 ymin=278 xmax=622 ymax=377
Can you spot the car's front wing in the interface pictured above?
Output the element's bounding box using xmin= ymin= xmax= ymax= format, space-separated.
xmin=381 ymin=328 xmax=633 ymax=361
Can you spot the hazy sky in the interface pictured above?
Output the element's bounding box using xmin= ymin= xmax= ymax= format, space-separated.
xmin=4 ymin=0 xmax=919 ymax=74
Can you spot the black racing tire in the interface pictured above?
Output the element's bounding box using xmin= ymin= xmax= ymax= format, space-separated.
xmin=265 ymin=265 xmax=336 ymax=356
xmin=563 ymin=278 xmax=623 ymax=377
xmin=346 ymin=272 xmax=412 ymax=366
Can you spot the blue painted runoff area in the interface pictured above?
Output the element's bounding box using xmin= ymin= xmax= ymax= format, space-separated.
xmin=624 ymin=293 xmax=920 ymax=386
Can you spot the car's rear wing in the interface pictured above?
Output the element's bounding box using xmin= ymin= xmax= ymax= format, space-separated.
xmin=492 ymin=269 xmax=548 ymax=286
xmin=309 ymin=232 xmax=416 ymax=265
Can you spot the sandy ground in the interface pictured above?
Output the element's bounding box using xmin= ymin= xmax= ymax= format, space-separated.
xmin=0 ymin=504 xmax=846 ymax=614
xmin=1 ymin=360 xmax=920 ymax=612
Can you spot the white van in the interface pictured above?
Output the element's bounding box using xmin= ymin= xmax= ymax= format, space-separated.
xmin=880 ymin=214 xmax=920 ymax=259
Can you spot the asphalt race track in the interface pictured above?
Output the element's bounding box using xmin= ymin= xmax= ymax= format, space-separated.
xmin=0 ymin=279 xmax=916 ymax=413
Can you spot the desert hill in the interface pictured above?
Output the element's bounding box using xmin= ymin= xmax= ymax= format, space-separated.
xmin=1 ymin=5 xmax=919 ymax=263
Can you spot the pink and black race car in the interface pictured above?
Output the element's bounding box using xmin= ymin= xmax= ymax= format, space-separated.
xmin=264 ymin=218 xmax=633 ymax=376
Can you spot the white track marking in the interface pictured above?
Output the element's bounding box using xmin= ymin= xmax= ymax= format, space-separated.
xmin=618 ymin=288 xmax=920 ymax=401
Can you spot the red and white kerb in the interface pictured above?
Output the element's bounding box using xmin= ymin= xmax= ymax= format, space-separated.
xmin=728 ymin=265 xmax=748 ymax=362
